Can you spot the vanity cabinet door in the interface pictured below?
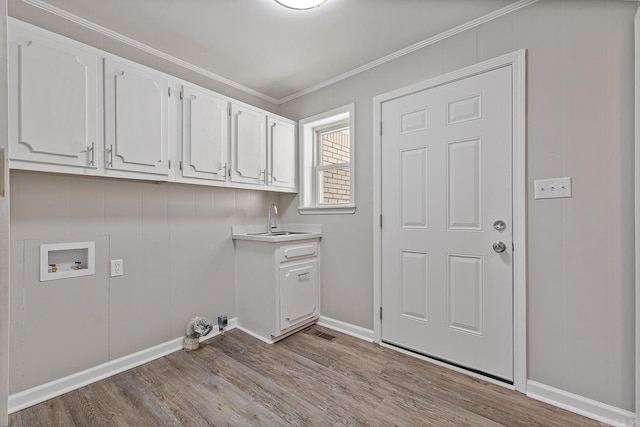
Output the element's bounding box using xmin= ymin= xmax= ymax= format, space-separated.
xmin=279 ymin=260 xmax=318 ymax=331
xmin=267 ymin=117 xmax=296 ymax=191
xmin=8 ymin=26 xmax=102 ymax=171
xmin=104 ymin=58 xmax=170 ymax=177
xmin=181 ymin=84 xmax=229 ymax=182
xmin=230 ymin=104 xmax=266 ymax=185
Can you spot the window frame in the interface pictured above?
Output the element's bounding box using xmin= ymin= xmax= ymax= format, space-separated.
xmin=298 ymin=103 xmax=355 ymax=214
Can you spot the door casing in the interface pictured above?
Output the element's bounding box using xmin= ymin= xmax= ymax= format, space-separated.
xmin=372 ymin=49 xmax=527 ymax=392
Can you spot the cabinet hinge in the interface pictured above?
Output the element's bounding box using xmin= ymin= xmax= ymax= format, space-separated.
xmin=228 ymin=105 xmax=231 ymax=117
xmin=179 ymin=90 xmax=183 ymax=101
xmin=168 ymin=87 xmax=171 ymax=97
xmin=168 ymin=160 xmax=171 ymax=169
xmin=180 ymin=161 xmax=183 ymax=170
xmin=379 ymin=306 xmax=383 ymax=320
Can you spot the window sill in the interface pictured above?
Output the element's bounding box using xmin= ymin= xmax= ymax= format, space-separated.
xmin=298 ymin=204 xmax=356 ymax=215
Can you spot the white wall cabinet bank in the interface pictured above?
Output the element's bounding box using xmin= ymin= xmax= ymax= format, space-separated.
xmin=7 ymin=19 xmax=297 ymax=193
xmin=233 ymin=232 xmax=321 ymax=343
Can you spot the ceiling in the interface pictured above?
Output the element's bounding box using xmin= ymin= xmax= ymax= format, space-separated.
xmin=23 ymin=0 xmax=522 ymax=103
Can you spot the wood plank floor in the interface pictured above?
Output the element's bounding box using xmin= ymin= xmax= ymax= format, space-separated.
xmin=10 ymin=326 xmax=603 ymax=426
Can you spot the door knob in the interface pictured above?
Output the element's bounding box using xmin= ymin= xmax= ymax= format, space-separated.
xmin=493 ymin=220 xmax=506 ymax=231
xmin=493 ymin=241 xmax=507 ymax=253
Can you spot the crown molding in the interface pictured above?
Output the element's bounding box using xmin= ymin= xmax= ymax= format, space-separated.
xmin=18 ymin=0 xmax=538 ymax=105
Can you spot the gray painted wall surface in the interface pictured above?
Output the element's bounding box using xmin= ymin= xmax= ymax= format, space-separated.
xmin=278 ymin=0 xmax=636 ymax=412
xmin=9 ymin=172 xmax=277 ymax=393
xmin=1 ymin=0 xmax=9 ymax=424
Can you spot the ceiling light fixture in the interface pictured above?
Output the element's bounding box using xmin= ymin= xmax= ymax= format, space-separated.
xmin=274 ymin=0 xmax=327 ymax=10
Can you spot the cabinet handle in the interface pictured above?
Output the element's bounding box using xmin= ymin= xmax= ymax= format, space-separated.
xmin=298 ymin=272 xmax=310 ymax=279
xmin=260 ymin=169 xmax=266 ymax=183
xmin=89 ymin=142 xmax=95 ymax=166
xmin=219 ymin=162 xmax=227 ymax=177
xmin=108 ymin=145 xmax=114 ymax=167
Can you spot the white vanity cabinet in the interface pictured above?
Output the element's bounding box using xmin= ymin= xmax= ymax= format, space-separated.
xmin=234 ymin=238 xmax=320 ymax=343
xmin=8 ymin=23 xmax=102 ymax=173
xmin=178 ymin=83 xmax=229 ymax=183
xmin=104 ymin=57 xmax=171 ymax=178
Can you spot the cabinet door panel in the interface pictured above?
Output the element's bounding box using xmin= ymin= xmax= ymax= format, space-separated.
xmin=268 ymin=117 xmax=296 ymax=190
xmin=182 ymin=86 xmax=228 ymax=181
xmin=105 ymin=59 xmax=169 ymax=176
xmin=231 ymin=104 xmax=265 ymax=185
xmin=9 ymin=30 xmax=100 ymax=168
xmin=280 ymin=260 xmax=318 ymax=331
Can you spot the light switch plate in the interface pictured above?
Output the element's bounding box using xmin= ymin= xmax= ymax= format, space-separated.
xmin=534 ymin=177 xmax=572 ymax=199
xmin=110 ymin=259 xmax=123 ymax=277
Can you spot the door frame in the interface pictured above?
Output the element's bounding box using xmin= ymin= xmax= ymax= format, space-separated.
xmin=372 ymin=49 xmax=527 ymax=393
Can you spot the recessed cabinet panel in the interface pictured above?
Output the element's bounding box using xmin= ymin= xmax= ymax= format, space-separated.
xmin=279 ymin=260 xmax=318 ymax=331
xmin=105 ymin=58 xmax=169 ymax=176
xmin=9 ymin=27 xmax=101 ymax=169
xmin=231 ymin=104 xmax=266 ymax=185
xmin=268 ymin=117 xmax=296 ymax=191
xmin=182 ymin=85 xmax=228 ymax=182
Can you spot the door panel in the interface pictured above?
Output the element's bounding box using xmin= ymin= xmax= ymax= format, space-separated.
xmin=381 ymin=65 xmax=513 ymax=381
xmin=230 ymin=104 xmax=265 ymax=185
xmin=105 ymin=58 xmax=169 ymax=176
xmin=280 ymin=261 xmax=318 ymax=331
xmin=182 ymin=85 xmax=228 ymax=181
xmin=268 ymin=117 xmax=296 ymax=190
xmin=9 ymin=30 xmax=100 ymax=168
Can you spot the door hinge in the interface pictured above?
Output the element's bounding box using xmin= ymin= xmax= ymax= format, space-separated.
xmin=380 ymin=214 xmax=383 ymax=228
xmin=179 ymin=90 xmax=183 ymax=101
xmin=168 ymin=160 xmax=171 ymax=169
xmin=168 ymin=87 xmax=171 ymax=97
xmin=379 ymin=306 xmax=383 ymax=320
xmin=228 ymin=105 xmax=232 ymax=117
xmin=180 ymin=161 xmax=183 ymax=170
xmin=380 ymin=122 xmax=382 ymax=136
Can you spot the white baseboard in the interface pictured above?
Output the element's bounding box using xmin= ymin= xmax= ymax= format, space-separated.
xmin=9 ymin=318 xmax=237 ymax=414
xmin=527 ymin=381 xmax=635 ymax=427
xmin=317 ymin=315 xmax=374 ymax=342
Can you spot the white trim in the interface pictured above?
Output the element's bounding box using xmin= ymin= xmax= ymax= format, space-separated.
xmin=8 ymin=318 xmax=237 ymax=413
xmin=527 ymin=381 xmax=636 ymax=427
xmin=298 ymin=205 xmax=356 ymax=215
xmin=317 ymin=315 xmax=374 ymax=342
xmin=372 ymin=50 xmax=527 ymax=392
xmin=635 ymin=7 xmax=640 ymax=424
xmin=17 ymin=0 xmax=538 ymax=105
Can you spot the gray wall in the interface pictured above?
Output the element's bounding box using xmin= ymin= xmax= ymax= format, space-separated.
xmin=9 ymin=172 xmax=277 ymax=393
xmin=1 ymin=0 xmax=8 ymax=424
xmin=278 ymin=0 xmax=636 ymax=412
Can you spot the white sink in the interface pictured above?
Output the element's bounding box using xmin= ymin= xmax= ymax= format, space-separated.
xmin=232 ymin=224 xmax=322 ymax=242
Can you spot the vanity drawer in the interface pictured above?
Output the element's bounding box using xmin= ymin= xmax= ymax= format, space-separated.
xmin=278 ymin=242 xmax=318 ymax=263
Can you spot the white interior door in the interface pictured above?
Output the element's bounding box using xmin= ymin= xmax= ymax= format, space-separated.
xmin=381 ymin=65 xmax=513 ymax=382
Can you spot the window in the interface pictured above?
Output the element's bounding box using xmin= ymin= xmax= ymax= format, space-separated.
xmin=298 ymin=104 xmax=355 ymax=214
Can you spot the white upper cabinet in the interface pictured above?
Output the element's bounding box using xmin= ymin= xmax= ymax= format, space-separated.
xmin=267 ymin=117 xmax=296 ymax=191
xmin=180 ymin=84 xmax=229 ymax=182
xmin=104 ymin=58 xmax=170 ymax=177
xmin=230 ymin=104 xmax=266 ymax=186
xmin=8 ymin=24 xmax=102 ymax=171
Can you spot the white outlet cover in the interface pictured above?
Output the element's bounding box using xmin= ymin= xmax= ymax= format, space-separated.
xmin=110 ymin=259 xmax=123 ymax=277
xmin=534 ymin=177 xmax=572 ymax=200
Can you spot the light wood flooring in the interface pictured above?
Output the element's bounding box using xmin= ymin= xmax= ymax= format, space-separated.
xmin=9 ymin=325 xmax=603 ymax=426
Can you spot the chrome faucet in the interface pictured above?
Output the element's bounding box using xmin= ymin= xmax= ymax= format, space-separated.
xmin=267 ymin=203 xmax=278 ymax=231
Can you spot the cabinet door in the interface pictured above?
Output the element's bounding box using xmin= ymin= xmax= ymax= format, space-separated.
xmin=267 ymin=117 xmax=296 ymax=191
xmin=8 ymin=27 xmax=101 ymax=170
xmin=279 ymin=260 xmax=318 ymax=331
xmin=230 ymin=104 xmax=265 ymax=185
xmin=181 ymin=85 xmax=228 ymax=182
xmin=105 ymin=58 xmax=169 ymax=176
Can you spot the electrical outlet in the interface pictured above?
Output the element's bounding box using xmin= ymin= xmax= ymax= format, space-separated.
xmin=110 ymin=259 xmax=123 ymax=277
xmin=217 ymin=314 xmax=228 ymax=331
